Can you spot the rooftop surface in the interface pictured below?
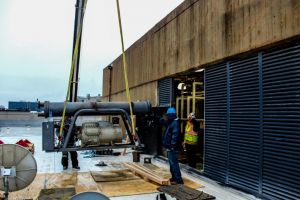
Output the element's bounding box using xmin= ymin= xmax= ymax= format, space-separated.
xmin=0 ymin=126 xmax=260 ymax=200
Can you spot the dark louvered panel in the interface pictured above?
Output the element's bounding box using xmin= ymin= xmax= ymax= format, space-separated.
xmin=158 ymin=78 xmax=174 ymax=107
xmin=262 ymin=43 xmax=300 ymax=200
xmin=228 ymin=56 xmax=261 ymax=193
xmin=204 ymin=63 xmax=228 ymax=182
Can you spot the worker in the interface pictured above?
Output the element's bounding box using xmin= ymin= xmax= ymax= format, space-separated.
xmin=183 ymin=112 xmax=199 ymax=168
xmin=61 ymin=117 xmax=80 ymax=170
xmin=161 ymin=107 xmax=184 ymax=185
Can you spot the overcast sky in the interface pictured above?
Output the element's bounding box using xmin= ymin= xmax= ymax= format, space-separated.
xmin=0 ymin=0 xmax=183 ymax=108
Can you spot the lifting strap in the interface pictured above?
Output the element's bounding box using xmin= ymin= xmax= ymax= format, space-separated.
xmin=58 ymin=0 xmax=88 ymax=140
xmin=116 ymin=0 xmax=136 ymax=136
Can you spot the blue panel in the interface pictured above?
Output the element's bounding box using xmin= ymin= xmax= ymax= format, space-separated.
xmin=204 ymin=63 xmax=228 ymax=182
xmin=8 ymin=101 xmax=28 ymax=110
xmin=262 ymin=43 xmax=300 ymax=200
xmin=158 ymin=78 xmax=174 ymax=107
xmin=227 ymin=55 xmax=261 ymax=193
xmin=8 ymin=101 xmax=40 ymax=111
xmin=204 ymin=42 xmax=300 ymax=199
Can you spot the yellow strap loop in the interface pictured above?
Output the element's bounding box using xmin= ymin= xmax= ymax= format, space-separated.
xmin=59 ymin=0 xmax=88 ymax=140
xmin=116 ymin=0 xmax=136 ymax=136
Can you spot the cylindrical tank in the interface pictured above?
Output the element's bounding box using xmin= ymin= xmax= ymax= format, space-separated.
xmin=38 ymin=101 xmax=151 ymax=118
xmin=80 ymin=122 xmax=123 ymax=147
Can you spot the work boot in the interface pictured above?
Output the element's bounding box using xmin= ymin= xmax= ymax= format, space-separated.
xmin=170 ymin=181 xmax=178 ymax=185
xmin=73 ymin=166 xmax=80 ymax=170
xmin=156 ymin=193 xmax=167 ymax=200
xmin=63 ymin=166 xmax=68 ymax=170
xmin=169 ymin=178 xmax=175 ymax=185
xmin=170 ymin=180 xmax=184 ymax=185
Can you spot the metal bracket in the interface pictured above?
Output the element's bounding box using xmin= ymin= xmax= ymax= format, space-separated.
xmin=0 ymin=167 xmax=16 ymax=177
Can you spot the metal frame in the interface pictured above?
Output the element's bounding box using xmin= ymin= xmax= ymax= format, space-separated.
xmin=176 ymin=96 xmax=188 ymax=132
xmin=187 ymin=96 xmax=204 ymax=119
xmin=192 ymin=82 xmax=204 ymax=113
xmin=49 ymin=108 xmax=136 ymax=152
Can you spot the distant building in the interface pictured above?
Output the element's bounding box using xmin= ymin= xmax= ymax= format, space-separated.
xmin=8 ymin=101 xmax=41 ymax=112
xmin=77 ymin=94 xmax=101 ymax=103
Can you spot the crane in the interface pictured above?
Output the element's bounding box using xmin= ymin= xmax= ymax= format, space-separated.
xmin=39 ymin=0 xmax=151 ymax=152
xmin=70 ymin=0 xmax=86 ymax=102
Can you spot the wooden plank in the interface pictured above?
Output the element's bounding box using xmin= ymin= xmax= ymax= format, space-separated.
xmin=129 ymin=163 xmax=167 ymax=181
xmin=124 ymin=163 xmax=170 ymax=185
xmin=124 ymin=163 xmax=168 ymax=185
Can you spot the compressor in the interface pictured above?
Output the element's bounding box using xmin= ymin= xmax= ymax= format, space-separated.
xmin=39 ymin=101 xmax=151 ymax=152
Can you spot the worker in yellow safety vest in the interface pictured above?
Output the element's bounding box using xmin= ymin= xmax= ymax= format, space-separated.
xmin=183 ymin=112 xmax=199 ymax=168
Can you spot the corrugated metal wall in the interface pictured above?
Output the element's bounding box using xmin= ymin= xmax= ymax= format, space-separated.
xmin=204 ymin=63 xmax=228 ymax=183
xmin=204 ymin=41 xmax=300 ymax=199
xmin=228 ymin=55 xmax=261 ymax=193
xmin=261 ymin=44 xmax=300 ymax=199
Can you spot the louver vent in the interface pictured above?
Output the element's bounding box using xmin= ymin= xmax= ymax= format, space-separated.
xmin=158 ymin=78 xmax=174 ymax=107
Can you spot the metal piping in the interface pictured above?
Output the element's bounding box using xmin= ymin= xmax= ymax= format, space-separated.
xmin=38 ymin=101 xmax=151 ymax=118
xmin=192 ymin=82 xmax=203 ymax=113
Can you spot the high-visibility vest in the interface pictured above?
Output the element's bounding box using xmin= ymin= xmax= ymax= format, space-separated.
xmin=184 ymin=121 xmax=198 ymax=145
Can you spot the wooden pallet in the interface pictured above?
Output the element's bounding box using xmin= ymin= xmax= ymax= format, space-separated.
xmin=123 ymin=163 xmax=170 ymax=185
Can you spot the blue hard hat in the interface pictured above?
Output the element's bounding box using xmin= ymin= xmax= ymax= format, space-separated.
xmin=167 ymin=107 xmax=176 ymax=114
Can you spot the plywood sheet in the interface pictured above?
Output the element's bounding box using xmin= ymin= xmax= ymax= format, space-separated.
xmin=3 ymin=164 xmax=202 ymax=199
xmin=94 ymin=164 xmax=202 ymax=197
xmin=97 ymin=179 xmax=158 ymax=197
xmin=6 ymin=172 xmax=99 ymax=200
xmin=91 ymin=169 xmax=139 ymax=182
xmin=37 ymin=188 xmax=76 ymax=200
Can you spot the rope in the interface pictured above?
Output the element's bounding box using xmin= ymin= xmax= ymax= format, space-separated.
xmin=58 ymin=0 xmax=88 ymax=140
xmin=116 ymin=0 xmax=136 ymax=136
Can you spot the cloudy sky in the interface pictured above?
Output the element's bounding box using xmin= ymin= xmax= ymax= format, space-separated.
xmin=0 ymin=0 xmax=183 ymax=107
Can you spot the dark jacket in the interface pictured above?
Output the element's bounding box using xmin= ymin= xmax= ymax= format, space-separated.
xmin=161 ymin=114 xmax=180 ymax=150
xmin=55 ymin=118 xmax=75 ymax=146
xmin=191 ymin=119 xmax=200 ymax=132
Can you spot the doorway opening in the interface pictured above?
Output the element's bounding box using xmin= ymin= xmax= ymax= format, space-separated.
xmin=158 ymin=69 xmax=205 ymax=171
